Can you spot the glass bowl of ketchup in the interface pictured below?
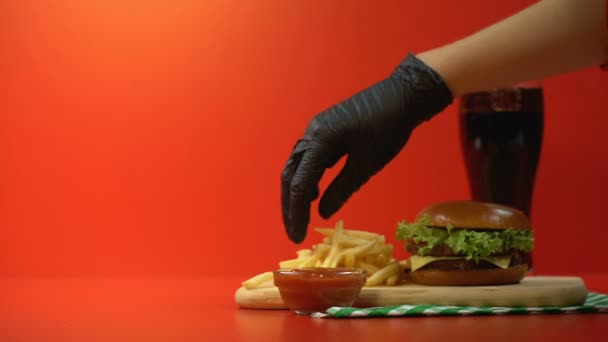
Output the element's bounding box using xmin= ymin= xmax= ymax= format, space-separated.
xmin=273 ymin=267 xmax=366 ymax=314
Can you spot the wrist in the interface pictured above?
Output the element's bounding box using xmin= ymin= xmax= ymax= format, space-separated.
xmin=416 ymin=48 xmax=465 ymax=98
xmin=393 ymin=53 xmax=454 ymax=124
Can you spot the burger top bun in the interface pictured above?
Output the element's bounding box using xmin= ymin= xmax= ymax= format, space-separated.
xmin=415 ymin=200 xmax=531 ymax=231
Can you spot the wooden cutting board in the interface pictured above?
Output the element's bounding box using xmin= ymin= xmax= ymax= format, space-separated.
xmin=235 ymin=276 xmax=588 ymax=309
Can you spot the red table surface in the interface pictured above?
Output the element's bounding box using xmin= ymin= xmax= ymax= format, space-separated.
xmin=1 ymin=274 xmax=607 ymax=342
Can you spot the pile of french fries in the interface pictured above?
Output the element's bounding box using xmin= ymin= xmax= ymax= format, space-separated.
xmin=242 ymin=221 xmax=409 ymax=289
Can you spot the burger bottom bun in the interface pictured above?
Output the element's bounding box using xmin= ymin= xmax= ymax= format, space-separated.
xmin=410 ymin=264 xmax=528 ymax=286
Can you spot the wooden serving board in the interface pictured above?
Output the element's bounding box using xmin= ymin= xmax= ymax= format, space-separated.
xmin=235 ymin=276 xmax=588 ymax=309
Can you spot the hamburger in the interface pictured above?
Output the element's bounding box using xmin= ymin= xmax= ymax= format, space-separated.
xmin=396 ymin=200 xmax=534 ymax=286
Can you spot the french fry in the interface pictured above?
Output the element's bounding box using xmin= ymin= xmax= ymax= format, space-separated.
xmin=357 ymin=261 xmax=379 ymax=275
xmin=366 ymin=262 xmax=400 ymax=286
xmin=370 ymin=243 xmax=392 ymax=256
xmin=345 ymin=253 xmax=356 ymax=268
xmin=296 ymin=249 xmax=312 ymax=258
xmin=363 ymin=255 xmax=374 ymax=264
xmin=279 ymin=247 xmax=315 ymax=268
xmin=386 ymin=273 xmax=400 ymax=286
xmin=261 ymin=279 xmax=275 ymax=288
xmin=279 ymin=259 xmax=302 ymax=268
xmin=297 ymin=252 xmax=320 ymax=268
xmin=321 ymin=222 xmax=344 ymax=267
xmin=374 ymin=254 xmax=388 ymax=266
xmin=242 ymin=271 xmax=274 ymax=289
xmin=330 ymin=238 xmax=377 ymax=267
xmin=315 ymin=227 xmax=380 ymax=240
xmin=335 ymin=235 xmax=370 ymax=247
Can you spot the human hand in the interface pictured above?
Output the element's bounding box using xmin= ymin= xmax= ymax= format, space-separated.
xmin=281 ymin=54 xmax=453 ymax=243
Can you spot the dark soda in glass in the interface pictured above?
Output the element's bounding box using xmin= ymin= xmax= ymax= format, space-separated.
xmin=459 ymin=85 xmax=543 ymax=271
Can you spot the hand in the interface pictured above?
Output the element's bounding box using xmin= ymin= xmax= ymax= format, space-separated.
xmin=281 ymin=54 xmax=453 ymax=243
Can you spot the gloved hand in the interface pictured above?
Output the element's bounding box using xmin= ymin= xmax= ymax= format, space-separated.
xmin=281 ymin=54 xmax=454 ymax=243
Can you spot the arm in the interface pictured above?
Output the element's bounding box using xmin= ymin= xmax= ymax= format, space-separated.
xmin=281 ymin=0 xmax=608 ymax=243
xmin=417 ymin=0 xmax=608 ymax=97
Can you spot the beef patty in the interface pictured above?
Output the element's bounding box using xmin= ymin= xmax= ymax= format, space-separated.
xmin=407 ymin=240 xmax=530 ymax=271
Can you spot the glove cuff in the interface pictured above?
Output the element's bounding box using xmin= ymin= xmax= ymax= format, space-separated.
xmin=392 ymin=53 xmax=454 ymax=125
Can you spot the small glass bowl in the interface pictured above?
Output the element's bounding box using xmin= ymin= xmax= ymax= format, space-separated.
xmin=273 ymin=267 xmax=366 ymax=314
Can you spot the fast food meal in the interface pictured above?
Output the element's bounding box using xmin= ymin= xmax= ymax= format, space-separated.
xmin=243 ymin=200 xmax=534 ymax=292
xmin=242 ymin=221 xmax=408 ymax=289
xmin=395 ymin=200 xmax=534 ymax=286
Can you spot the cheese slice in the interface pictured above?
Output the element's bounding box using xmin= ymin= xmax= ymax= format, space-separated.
xmin=410 ymin=255 xmax=512 ymax=272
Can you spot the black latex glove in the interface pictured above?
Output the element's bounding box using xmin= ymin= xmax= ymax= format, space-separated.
xmin=281 ymin=54 xmax=454 ymax=243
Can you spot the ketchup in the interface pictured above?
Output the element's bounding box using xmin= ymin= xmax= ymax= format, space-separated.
xmin=273 ymin=268 xmax=366 ymax=314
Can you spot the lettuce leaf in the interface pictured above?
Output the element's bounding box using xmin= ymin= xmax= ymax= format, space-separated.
xmin=395 ymin=214 xmax=534 ymax=262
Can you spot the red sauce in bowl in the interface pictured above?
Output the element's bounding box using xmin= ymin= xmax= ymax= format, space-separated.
xmin=273 ymin=267 xmax=366 ymax=314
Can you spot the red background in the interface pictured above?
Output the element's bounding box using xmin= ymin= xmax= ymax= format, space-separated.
xmin=1 ymin=0 xmax=606 ymax=277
